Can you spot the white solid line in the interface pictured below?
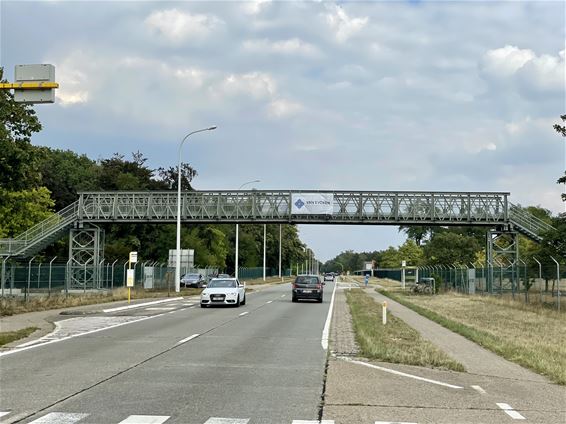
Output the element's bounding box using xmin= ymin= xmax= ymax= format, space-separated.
xmin=321 ymin=281 xmax=338 ymax=350
xmin=341 ymin=357 xmax=463 ymax=389
xmin=496 ymin=403 xmax=526 ymax=420
xmin=0 ymin=312 xmax=170 ymax=358
xmin=28 ymin=412 xmax=89 ymax=423
xmin=0 ymin=412 xmax=10 ymax=418
xmin=266 ymin=300 xmax=273 ymax=304
xmin=103 ymin=297 xmax=183 ymax=313
xmin=167 ymin=311 xmax=177 ymax=314
xmin=239 ymin=311 xmax=249 ymax=316
xmin=471 ymin=385 xmax=487 ymax=394
xmin=118 ymin=415 xmax=170 ymax=424
xmin=203 ymin=418 xmax=249 ymax=424
xmin=176 ymin=333 xmax=200 ymax=345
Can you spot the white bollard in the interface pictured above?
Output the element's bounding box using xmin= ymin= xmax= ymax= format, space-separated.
xmin=382 ymin=301 xmax=387 ymax=325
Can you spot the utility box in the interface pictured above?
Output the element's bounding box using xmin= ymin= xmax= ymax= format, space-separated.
xmin=14 ymin=64 xmax=56 ymax=104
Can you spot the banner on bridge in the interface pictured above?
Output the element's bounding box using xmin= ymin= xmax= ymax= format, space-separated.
xmin=291 ymin=193 xmax=334 ymax=215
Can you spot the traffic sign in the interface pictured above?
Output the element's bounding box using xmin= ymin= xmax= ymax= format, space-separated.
xmin=129 ymin=251 xmax=138 ymax=263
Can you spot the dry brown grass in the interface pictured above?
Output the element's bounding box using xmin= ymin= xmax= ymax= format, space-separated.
xmin=0 ymin=287 xmax=201 ymax=317
xmin=382 ymin=290 xmax=566 ymax=384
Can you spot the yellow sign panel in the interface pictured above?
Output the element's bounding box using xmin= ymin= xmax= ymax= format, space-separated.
xmin=126 ymin=269 xmax=135 ymax=287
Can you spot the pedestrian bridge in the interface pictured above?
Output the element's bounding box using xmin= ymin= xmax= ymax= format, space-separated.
xmin=0 ymin=190 xmax=553 ymax=258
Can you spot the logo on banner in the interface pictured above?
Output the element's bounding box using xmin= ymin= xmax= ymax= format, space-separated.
xmin=291 ymin=193 xmax=334 ymax=215
xmin=294 ymin=198 xmax=305 ymax=209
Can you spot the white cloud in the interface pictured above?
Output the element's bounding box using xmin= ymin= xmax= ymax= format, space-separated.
xmin=243 ymin=38 xmax=320 ymax=57
xmin=268 ymin=98 xmax=303 ymax=118
xmin=218 ymin=72 xmax=276 ymax=99
xmin=241 ymin=0 xmax=272 ymax=15
xmin=144 ymin=8 xmax=223 ymax=42
xmin=481 ymin=45 xmax=535 ymax=77
xmin=53 ymin=52 xmax=90 ymax=106
xmin=325 ymin=4 xmax=368 ymax=42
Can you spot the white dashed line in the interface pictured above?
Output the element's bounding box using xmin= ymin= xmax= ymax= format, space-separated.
xmin=471 ymin=385 xmax=486 ymax=394
xmin=496 ymin=403 xmax=526 ymax=420
xmin=102 ymin=297 xmax=183 ymax=313
xmin=0 ymin=412 xmax=10 ymax=418
xmin=281 ymin=294 xmax=286 ymax=297
xmin=118 ymin=416 xmax=170 ymax=424
xmin=176 ymin=333 xmax=200 ymax=345
xmin=266 ymin=300 xmax=273 ymax=304
xmin=338 ymin=357 xmax=463 ymax=389
xmin=239 ymin=311 xmax=249 ymax=316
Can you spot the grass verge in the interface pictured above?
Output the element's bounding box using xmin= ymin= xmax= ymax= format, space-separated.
xmin=346 ymin=289 xmax=464 ymax=371
xmin=0 ymin=327 xmax=38 ymax=347
xmin=243 ymin=276 xmax=293 ymax=286
xmin=380 ymin=290 xmax=566 ymax=385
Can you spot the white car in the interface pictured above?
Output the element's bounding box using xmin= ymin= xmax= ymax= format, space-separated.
xmin=200 ymin=278 xmax=246 ymax=308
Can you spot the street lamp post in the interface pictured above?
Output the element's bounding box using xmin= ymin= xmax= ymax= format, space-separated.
xmin=279 ymin=224 xmax=282 ymax=281
xmin=175 ymin=126 xmax=217 ymax=293
xmin=235 ymin=180 xmax=260 ymax=280
xmin=263 ymin=224 xmax=267 ymax=281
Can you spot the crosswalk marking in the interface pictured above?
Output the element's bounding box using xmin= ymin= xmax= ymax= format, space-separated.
xmin=28 ymin=412 xmax=89 ymax=423
xmin=203 ymin=419 xmax=249 ymax=424
xmin=0 ymin=412 xmax=10 ymax=418
xmin=118 ymin=415 xmax=170 ymax=423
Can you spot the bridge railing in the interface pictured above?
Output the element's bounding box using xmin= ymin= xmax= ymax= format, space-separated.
xmin=508 ymin=204 xmax=555 ymax=240
xmin=77 ymin=190 xmax=510 ymax=225
xmin=0 ymin=202 xmax=79 ymax=255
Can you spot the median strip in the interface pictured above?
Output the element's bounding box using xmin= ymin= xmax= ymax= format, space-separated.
xmin=102 ymin=297 xmax=183 ymax=313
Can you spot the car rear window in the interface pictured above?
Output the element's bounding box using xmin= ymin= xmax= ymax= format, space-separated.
xmin=295 ymin=276 xmax=319 ymax=284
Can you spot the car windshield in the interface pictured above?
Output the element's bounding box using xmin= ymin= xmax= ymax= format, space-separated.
xmin=295 ymin=276 xmax=319 ymax=284
xmin=207 ymin=279 xmax=238 ymax=288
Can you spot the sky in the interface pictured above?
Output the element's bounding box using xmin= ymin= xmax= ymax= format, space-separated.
xmin=1 ymin=0 xmax=565 ymax=262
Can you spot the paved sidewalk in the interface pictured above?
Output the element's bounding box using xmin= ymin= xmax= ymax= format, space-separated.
xmin=330 ymin=284 xmax=359 ymax=356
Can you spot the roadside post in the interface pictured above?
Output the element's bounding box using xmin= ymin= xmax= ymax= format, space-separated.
xmin=127 ymin=251 xmax=138 ymax=304
xmin=382 ymin=301 xmax=387 ymax=325
xmin=401 ymin=260 xmax=406 ymax=289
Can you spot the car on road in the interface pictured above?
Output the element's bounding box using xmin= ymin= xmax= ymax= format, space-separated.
xmin=217 ymin=273 xmax=231 ymax=278
xmin=200 ymin=278 xmax=246 ymax=307
xmin=180 ymin=273 xmax=206 ymax=288
xmin=323 ymin=273 xmax=334 ymax=282
xmin=292 ymin=274 xmax=323 ymax=303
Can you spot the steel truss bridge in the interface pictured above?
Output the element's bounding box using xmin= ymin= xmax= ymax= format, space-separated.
xmin=0 ymin=190 xmax=555 ymax=291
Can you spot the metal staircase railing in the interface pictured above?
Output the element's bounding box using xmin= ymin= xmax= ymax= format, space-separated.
xmin=0 ymin=201 xmax=79 ymax=256
xmin=508 ymin=203 xmax=555 ymax=242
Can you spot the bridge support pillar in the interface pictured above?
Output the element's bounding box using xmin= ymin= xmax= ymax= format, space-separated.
xmin=486 ymin=230 xmax=518 ymax=296
xmin=67 ymin=225 xmax=104 ymax=291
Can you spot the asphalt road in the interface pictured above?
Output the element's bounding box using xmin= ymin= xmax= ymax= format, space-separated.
xmin=0 ymin=282 xmax=334 ymax=424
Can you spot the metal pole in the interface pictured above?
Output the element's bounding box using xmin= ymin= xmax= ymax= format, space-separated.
xmin=48 ymin=256 xmax=57 ymax=295
xmin=99 ymin=259 xmax=105 ymax=289
xmin=263 ymin=223 xmax=266 ymax=281
xmin=26 ymin=256 xmax=36 ymax=301
xmin=533 ymin=256 xmax=542 ymax=304
xmin=550 ymin=256 xmax=560 ymax=312
xmin=235 ymin=223 xmax=239 ymax=279
xmin=123 ymin=260 xmax=129 ymax=286
xmin=65 ymin=258 xmax=71 ymax=296
xmin=279 ymin=224 xmax=282 ymax=280
xmin=111 ymin=259 xmax=118 ymax=290
xmin=37 ymin=262 xmax=42 ymax=289
xmin=176 ymin=126 xmax=217 ymax=294
xmin=1 ymin=255 xmax=10 ymax=298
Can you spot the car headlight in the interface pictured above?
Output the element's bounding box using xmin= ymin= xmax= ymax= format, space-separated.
xmin=201 ymin=292 xmax=209 ymax=298
xmin=227 ymin=292 xmax=237 ymax=296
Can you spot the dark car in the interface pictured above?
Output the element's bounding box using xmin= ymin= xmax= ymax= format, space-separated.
xmin=292 ymin=275 xmax=323 ymax=303
xmin=180 ymin=273 xmax=205 ymax=288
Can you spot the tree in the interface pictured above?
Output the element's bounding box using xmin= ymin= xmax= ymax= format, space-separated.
xmin=423 ymin=232 xmax=481 ymax=265
xmin=0 ymin=188 xmax=54 ymax=237
xmin=553 ymin=115 xmax=566 ymax=202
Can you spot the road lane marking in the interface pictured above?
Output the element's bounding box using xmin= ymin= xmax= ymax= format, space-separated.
xmin=239 ymin=311 xmax=249 ymax=316
xmin=204 ymin=419 xmax=249 ymax=424
xmin=321 ymin=281 xmax=338 ymax=350
xmin=102 ymin=297 xmax=183 ymax=313
xmin=471 ymin=385 xmax=486 ymax=394
xmin=281 ymin=294 xmax=286 ymax=297
xmin=146 ymin=307 xmax=176 ymax=311
xmin=118 ymin=415 xmax=170 ymax=423
xmin=167 ymin=311 xmax=177 ymax=314
xmin=266 ymin=300 xmax=273 ymax=304
xmin=496 ymin=403 xmax=526 ymax=420
xmin=0 ymin=412 xmax=10 ymax=418
xmin=28 ymin=412 xmax=89 ymax=423
xmin=176 ymin=333 xmax=200 ymax=345
xmin=339 ymin=357 xmax=463 ymax=389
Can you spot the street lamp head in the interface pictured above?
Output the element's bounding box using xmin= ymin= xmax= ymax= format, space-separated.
xmin=207 ymin=126 xmax=217 ymax=130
